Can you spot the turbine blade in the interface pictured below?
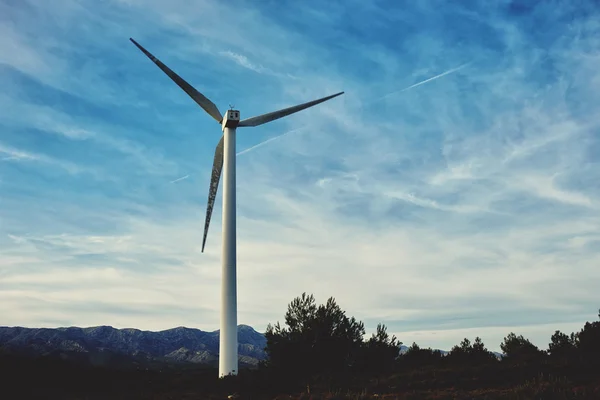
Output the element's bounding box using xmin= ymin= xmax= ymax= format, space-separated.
xmin=238 ymin=91 xmax=344 ymax=127
xmin=129 ymin=38 xmax=223 ymax=123
xmin=202 ymin=135 xmax=224 ymax=252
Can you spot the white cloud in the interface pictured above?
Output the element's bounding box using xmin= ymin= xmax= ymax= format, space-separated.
xmin=218 ymin=50 xmax=267 ymax=74
xmin=0 ymin=142 xmax=94 ymax=175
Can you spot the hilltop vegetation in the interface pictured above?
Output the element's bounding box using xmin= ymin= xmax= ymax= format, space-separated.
xmin=2 ymin=293 xmax=600 ymax=399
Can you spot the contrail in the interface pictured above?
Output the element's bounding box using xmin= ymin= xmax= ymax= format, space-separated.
xmin=373 ymin=62 xmax=471 ymax=103
xmin=170 ymin=174 xmax=190 ymax=183
xmin=236 ymin=127 xmax=305 ymax=156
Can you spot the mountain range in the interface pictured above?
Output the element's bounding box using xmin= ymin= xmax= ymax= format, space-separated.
xmin=0 ymin=325 xmax=502 ymax=369
xmin=0 ymin=324 xmax=267 ymax=369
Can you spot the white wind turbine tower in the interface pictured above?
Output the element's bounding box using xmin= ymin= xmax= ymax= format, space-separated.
xmin=129 ymin=38 xmax=344 ymax=377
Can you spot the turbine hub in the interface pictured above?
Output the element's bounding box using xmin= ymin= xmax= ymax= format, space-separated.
xmin=222 ymin=109 xmax=240 ymax=131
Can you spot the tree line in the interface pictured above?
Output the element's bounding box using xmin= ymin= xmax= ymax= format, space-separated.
xmin=258 ymin=292 xmax=600 ymax=392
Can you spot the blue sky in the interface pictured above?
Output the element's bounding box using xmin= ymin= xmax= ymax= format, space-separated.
xmin=1 ymin=0 xmax=599 ymax=353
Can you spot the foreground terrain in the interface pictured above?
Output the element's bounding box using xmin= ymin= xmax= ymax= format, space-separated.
xmin=2 ymin=351 xmax=599 ymax=399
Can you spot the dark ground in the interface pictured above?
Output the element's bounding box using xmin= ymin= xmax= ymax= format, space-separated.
xmin=3 ymin=353 xmax=600 ymax=399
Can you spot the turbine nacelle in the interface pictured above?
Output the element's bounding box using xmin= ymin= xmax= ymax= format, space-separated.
xmin=222 ymin=109 xmax=240 ymax=131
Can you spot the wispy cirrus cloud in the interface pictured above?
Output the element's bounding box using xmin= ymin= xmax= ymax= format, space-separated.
xmin=0 ymin=145 xmax=38 ymax=162
xmin=218 ymin=50 xmax=269 ymax=74
xmin=0 ymin=142 xmax=98 ymax=177
xmin=1 ymin=0 xmax=599 ymax=353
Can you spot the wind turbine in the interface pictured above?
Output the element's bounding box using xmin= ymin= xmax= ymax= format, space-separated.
xmin=129 ymin=38 xmax=344 ymax=377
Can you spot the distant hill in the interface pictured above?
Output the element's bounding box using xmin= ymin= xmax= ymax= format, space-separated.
xmin=0 ymin=324 xmax=267 ymax=369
